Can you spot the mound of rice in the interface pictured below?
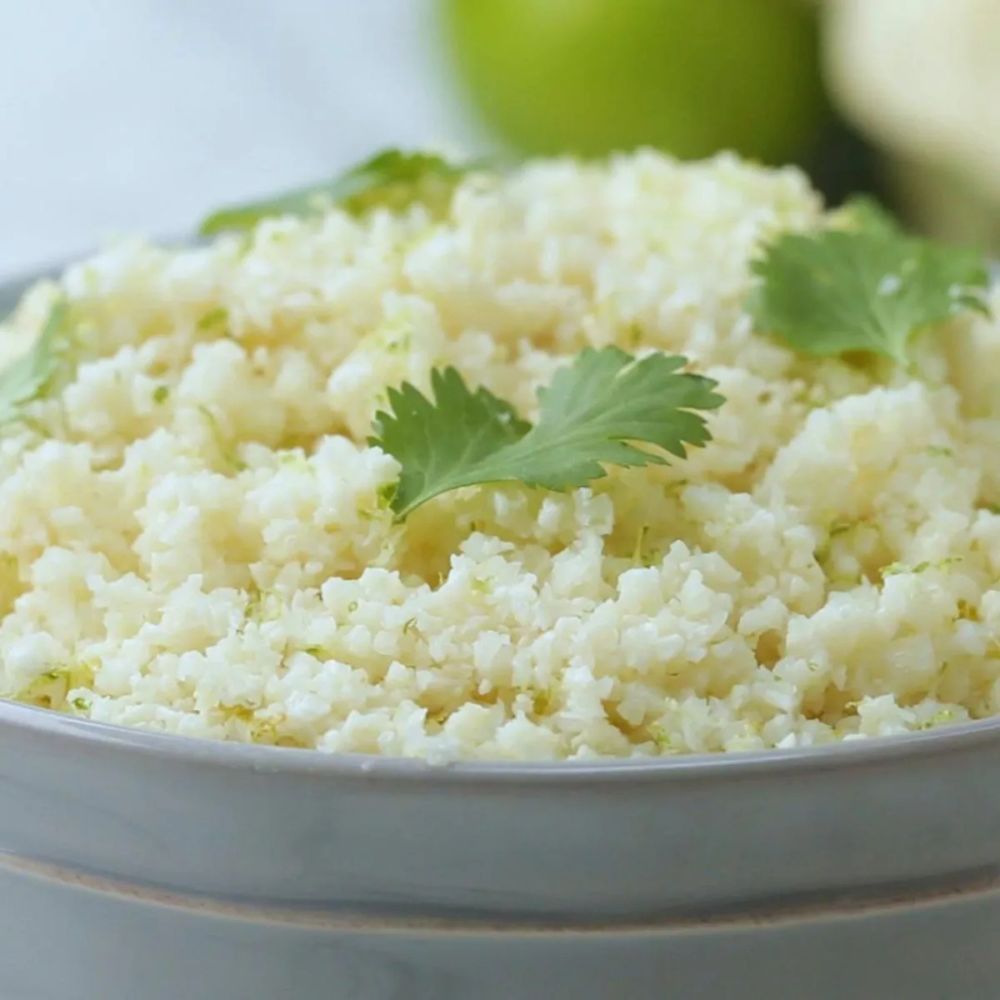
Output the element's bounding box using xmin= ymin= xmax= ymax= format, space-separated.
xmin=1 ymin=150 xmax=999 ymax=761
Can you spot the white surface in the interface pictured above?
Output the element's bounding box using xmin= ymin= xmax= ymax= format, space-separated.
xmin=0 ymin=0 xmax=480 ymax=278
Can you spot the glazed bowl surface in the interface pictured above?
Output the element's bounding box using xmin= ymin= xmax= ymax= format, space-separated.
xmin=3 ymin=700 xmax=1000 ymax=999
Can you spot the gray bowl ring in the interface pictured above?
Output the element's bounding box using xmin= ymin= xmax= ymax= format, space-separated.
xmin=1 ymin=269 xmax=1000 ymax=1000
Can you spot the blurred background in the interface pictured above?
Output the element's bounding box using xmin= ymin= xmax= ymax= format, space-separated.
xmin=2 ymin=0 xmax=998 ymax=278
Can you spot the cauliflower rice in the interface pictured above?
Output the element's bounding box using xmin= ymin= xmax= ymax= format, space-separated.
xmin=2 ymin=150 xmax=1000 ymax=761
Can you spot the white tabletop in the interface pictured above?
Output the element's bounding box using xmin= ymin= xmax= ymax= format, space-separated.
xmin=0 ymin=0 xmax=482 ymax=278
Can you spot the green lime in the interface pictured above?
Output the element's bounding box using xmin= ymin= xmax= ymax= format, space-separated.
xmin=439 ymin=0 xmax=827 ymax=162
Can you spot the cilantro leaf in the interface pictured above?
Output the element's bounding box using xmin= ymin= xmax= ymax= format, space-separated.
xmin=371 ymin=368 xmax=530 ymax=518
xmin=749 ymin=198 xmax=990 ymax=365
xmin=199 ymin=149 xmax=473 ymax=235
xmin=838 ymin=196 xmax=901 ymax=237
xmin=0 ymin=301 xmax=69 ymax=426
xmin=371 ymin=347 xmax=724 ymax=519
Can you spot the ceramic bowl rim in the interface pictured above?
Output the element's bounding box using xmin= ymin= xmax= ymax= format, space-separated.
xmin=3 ymin=697 xmax=1000 ymax=784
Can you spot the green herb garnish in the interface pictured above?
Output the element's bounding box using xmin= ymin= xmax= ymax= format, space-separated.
xmin=370 ymin=347 xmax=723 ymax=520
xmin=196 ymin=307 xmax=229 ymax=331
xmin=199 ymin=149 xmax=473 ymax=236
xmin=198 ymin=404 xmax=246 ymax=472
xmin=749 ymin=198 xmax=990 ymax=365
xmin=881 ymin=556 xmax=962 ymax=579
xmin=0 ymin=301 xmax=70 ymax=426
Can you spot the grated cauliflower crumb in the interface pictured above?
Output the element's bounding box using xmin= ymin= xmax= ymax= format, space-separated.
xmin=1 ymin=149 xmax=998 ymax=761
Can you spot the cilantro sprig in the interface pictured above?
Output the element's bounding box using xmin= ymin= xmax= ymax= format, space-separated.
xmin=199 ymin=149 xmax=474 ymax=236
xmin=371 ymin=347 xmax=723 ymax=519
xmin=0 ymin=301 xmax=70 ymax=426
xmin=749 ymin=198 xmax=990 ymax=366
